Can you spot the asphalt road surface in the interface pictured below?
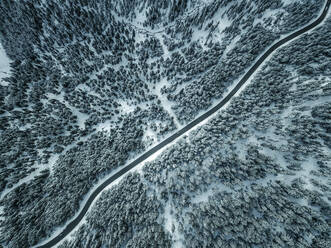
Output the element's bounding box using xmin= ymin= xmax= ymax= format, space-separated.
xmin=37 ymin=1 xmax=331 ymax=247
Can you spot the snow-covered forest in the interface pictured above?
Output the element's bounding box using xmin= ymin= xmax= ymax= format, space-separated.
xmin=0 ymin=0 xmax=329 ymax=247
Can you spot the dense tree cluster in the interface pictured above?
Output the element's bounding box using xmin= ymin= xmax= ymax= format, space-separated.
xmin=0 ymin=126 xmax=145 ymax=247
xmin=59 ymin=173 xmax=172 ymax=248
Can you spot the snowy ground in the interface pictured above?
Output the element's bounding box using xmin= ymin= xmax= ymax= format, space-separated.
xmin=163 ymin=200 xmax=185 ymax=248
xmin=142 ymin=126 xmax=158 ymax=147
xmin=152 ymin=78 xmax=182 ymax=128
xmin=118 ymin=99 xmax=135 ymax=114
xmin=0 ymin=42 xmax=11 ymax=86
xmin=191 ymin=4 xmax=232 ymax=49
xmin=45 ymin=91 xmax=90 ymax=130
xmin=95 ymin=120 xmax=115 ymax=133
xmin=282 ymin=0 xmax=301 ymax=5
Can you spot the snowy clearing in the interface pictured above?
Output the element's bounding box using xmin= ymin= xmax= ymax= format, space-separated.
xmin=163 ymin=201 xmax=185 ymax=248
xmin=153 ymin=78 xmax=182 ymax=128
xmin=0 ymin=42 xmax=11 ymax=86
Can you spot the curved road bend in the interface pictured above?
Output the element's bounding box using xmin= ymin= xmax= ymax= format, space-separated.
xmin=38 ymin=1 xmax=330 ymax=247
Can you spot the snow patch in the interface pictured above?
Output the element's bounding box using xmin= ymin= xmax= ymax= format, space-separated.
xmin=158 ymin=35 xmax=171 ymax=60
xmin=142 ymin=126 xmax=158 ymax=148
xmin=70 ymin=109 xmax=89 ymax=130
xmin=191 ymin=27 xmax=210 ymax=49
xmin=95 ymin=120 xmax=114 ymax=133
xmin=298 ymin=158 xmax=318 ymax=191
xmin=282 ymin=0 xmax=302 ymax=6
xmin=153 ymin=78 xmax=182 ymax=128
xmin=253 ymin=8 xmax=285 ymax=31
xmin=134 ymin=7 xmax=148 ymax=26
xmin=0 ymin=206 xmax=4 ymax=222
xmin=46 ymin=91 xmax=90 ymax=129
xmin=191 ymin=182 xmax=234 ymax=204
xmin=163 ymin=201 xmax=184 ymax=248
xmin=119 ymin=100 xmax=135 ymax=114
xmin=206 ymin=6 xmax=232 ymax=41
xmin=135 ymin=32 xmax=148 ymax=45
xmin=223 ymin=34 xmax=240 ymax=57
xmin=0 ymin=42 xmax=12 ymax=86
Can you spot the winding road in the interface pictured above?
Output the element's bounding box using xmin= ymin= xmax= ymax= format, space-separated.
xmin=37 ymin=1 xmax=330 ymax=247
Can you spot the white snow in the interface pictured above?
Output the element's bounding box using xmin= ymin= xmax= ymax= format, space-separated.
xmin=118 ymin=100 xmax=135 ymax=114
xmin=134 ymin=6 xmax=148 ymax=26
xmin=46 ymin=153 xmax=61 ymax=172
xmin=0 ymin=206 xmax=4 ymax=222
xmin=297 ymin=158 xmax=316 ymax=190
xmin=206 ymin=5 xmax=232 ymax=39
xmin=198 ymin=0 xmax=214 ymax=4
xmin=253 ymin=8 xmax=285 ymax=32
xmin=95 ymin=120 xmax=114 ymax=133
xmin=153 ymin=78 xmax=182 ymax=128
xmin=163 ymin=201 xmax=185 ymax=248
xmin=142 ymin=126 xmax=158 ymax=147
xmin=191 ymin=184 xmax=231 ymax=204
xmin=235 ymin=140 xmax=247 ymax=161
xmin=190 ymin=27 xmax=210 ymax=49
xmin=46 ymin=91 xmax=90 ymax=129
xmin=46 ymin=91 xmax=65 ymax=102
xmin=0 ymin=42 xmax=11 ymax=86
xmin=189 ymin=5 xmax=232 ymax=49
xmin=282 ymin=0 xmax=301 ymax=5
xmin=223 ymin=34 xmax=240 ymax=57
xmin=135 ymin=32 xmax=148 ymax=45
xmin=164 ymin=202 xmax=174 ymax=233
xmin=75 ymin=111 xmax=90 ymax=130
xmin=158 ymin=35 xmax=171 ymax=60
